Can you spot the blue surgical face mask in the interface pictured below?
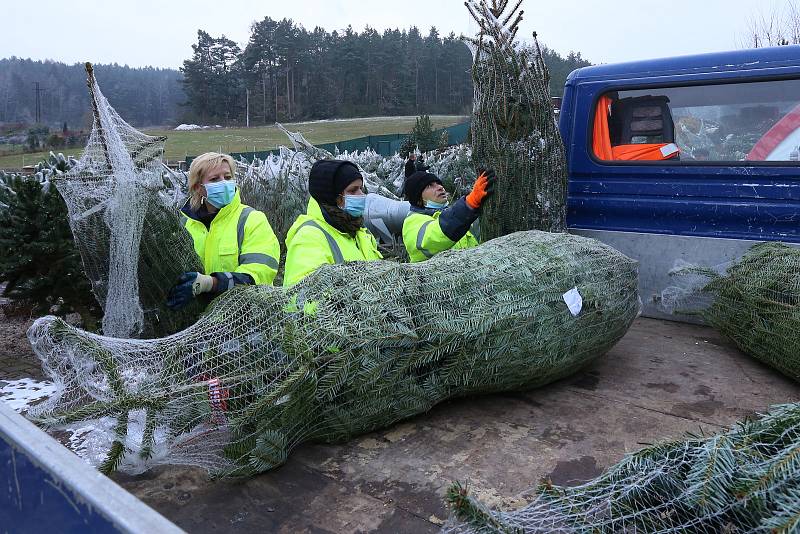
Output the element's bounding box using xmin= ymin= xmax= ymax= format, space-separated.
xmin=424 ymin=200 xmax=448 ymax=210
xmin=343 ymin=194 xmax=366 ymax=217
xmin=205 ymin=181 xmax=236 ymax=208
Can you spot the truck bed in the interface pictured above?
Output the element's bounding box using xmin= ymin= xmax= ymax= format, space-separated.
xmin=105 ymin=317 xmax=800 ymax=533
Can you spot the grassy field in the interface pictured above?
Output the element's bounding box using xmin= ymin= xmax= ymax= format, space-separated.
xmin=0 ymin=115 xmax=467 ymax=169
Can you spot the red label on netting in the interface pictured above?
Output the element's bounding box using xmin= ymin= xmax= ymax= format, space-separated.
xmin=207 ymin=378 xmax=229 ymax=425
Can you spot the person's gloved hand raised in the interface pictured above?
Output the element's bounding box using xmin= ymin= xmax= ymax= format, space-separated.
xmin=166 ymin=272 xmax=214 ymax=310
xmin=465 ymin=168 xmax=497 ymax=209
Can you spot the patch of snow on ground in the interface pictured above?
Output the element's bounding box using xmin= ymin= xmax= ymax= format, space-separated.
xmin=174 ymin=124 xmax=223 ymax=131
xmin=0 ymin=378 xmax=57 ymax=412
xmin=0 ymin=378 xmax=173 ymax=472
xmin=291 ymin=115 xmax=466 ymax=126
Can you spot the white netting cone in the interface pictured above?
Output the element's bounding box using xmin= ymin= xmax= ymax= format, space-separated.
xmin=101 ymin=129 xmax=148 ymax=336
xmin=27 ymin=231 xmax=639 ymax=477
xmin=53 ymin=63 xmax=203 ymax=338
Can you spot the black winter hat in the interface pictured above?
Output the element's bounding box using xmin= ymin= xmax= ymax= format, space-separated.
xmin=309 ymin=159 xmax=363 ymax=204
xmin=404 ymin=171 xmax=442 ymax=206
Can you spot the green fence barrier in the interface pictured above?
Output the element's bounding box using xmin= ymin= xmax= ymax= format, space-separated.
xmin=185 ymin=121 xmax=470 ymax=167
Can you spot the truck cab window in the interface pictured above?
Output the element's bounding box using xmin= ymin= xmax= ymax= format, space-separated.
xmin=593 ymin=78 xmax=800 ymax=163
xmin=610 ymin=96 xmax=674 ymax=145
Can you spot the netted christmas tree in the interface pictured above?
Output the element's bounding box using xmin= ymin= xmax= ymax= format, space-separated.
xmin=235 ymin=146 xmax=312 ymax=246
xmin=344 ymin=143 xmax=476 ymax=198
xmin=661 ymin=242 xmax=800 ymax=382
xmin=465 ymin=0 xmax=568 ymax=239
xmin=444 ymin=401 xmax=800 ymax=533
xmin=426 ymin=144 xmax=479 ymax=199
xmin=54 ymin=63 xmax=203 ymax=339
xmin=27 ymin=230 xmax=639 ymax=477
xmin=337 ymin=147 xmax=391 ymax=176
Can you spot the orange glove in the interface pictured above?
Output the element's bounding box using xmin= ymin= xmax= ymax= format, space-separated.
xmin=465 ymin=169 xmax=497 ymax=209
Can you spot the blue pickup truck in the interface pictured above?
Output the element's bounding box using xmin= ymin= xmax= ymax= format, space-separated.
xmin=4 ymin=45 xmax=800 ymax=531
xmin=559 ymin=45 xmax=800 ymax=316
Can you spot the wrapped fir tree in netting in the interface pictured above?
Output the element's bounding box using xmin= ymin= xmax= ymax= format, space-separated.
xmin=27 ymin=231 xmax=639 ymax=477
xmin=444 ymin=402 xmax=800 ymax=533
xmin=465 ymin=0 xmax=568 ymax=239
xmin=54 ymin=63 xmax=202 ymax=339
xmin=235 ymin=146 xmax=312 ymax=245
xmin=661 ymin=242 xmax=800 ymax=382
xmin=346 ymin=144 xmax=476 ymax=198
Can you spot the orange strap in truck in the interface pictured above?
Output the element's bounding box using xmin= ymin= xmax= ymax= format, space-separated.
xmin=611 ymin=143 xmax=680 ymax=160
xmin=593 ymin=95 xmax=614 ymax=160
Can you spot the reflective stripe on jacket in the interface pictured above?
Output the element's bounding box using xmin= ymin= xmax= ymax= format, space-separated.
xmin=283 ymin=197 xmax=382 ymax=287
xmin=181 ymin=190 xmax=280 ymax=286
xmin=402 ymin=197 xmax=479 ymax=262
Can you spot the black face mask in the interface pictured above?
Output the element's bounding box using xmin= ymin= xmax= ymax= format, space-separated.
xmin=319 ymin=202 xmax=363 ymax=237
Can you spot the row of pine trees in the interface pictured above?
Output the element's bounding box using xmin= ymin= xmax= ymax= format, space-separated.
xmin=181 ymin=17 xmax=591 ymax=125
xmin=0 ymin=18 xmax=590 ymax=129
xmin=181 ymin=19 xmax=476 ymax=124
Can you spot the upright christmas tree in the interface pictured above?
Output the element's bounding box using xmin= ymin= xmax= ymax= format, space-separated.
xmin=465 ymin=0 xmax=568 ymax=239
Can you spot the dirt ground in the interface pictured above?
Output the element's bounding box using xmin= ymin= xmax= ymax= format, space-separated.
xmin=0 ymin=310 xmax=42 ymax=381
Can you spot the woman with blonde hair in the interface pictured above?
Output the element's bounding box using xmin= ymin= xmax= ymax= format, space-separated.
xmin=166 ymin=152 xmax=280 ymax=309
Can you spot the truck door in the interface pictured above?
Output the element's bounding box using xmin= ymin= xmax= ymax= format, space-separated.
xmin=567 ymin=76 xmax=800 ymax=242
xmin=563 ymin=72 xmax=800 ymax=318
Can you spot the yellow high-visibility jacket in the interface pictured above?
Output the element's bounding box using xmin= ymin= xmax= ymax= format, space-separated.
xmin=181 ymin=190 xmax=280 ymax=286
xmin=402 ymin=198 xmax=479 ymax=263
xmin=283 ymin=197 xmax=382 ymax=287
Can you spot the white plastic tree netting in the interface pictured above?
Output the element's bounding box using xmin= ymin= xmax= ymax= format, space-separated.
xmin=465 ymin=0 xmax=568 ymax=240
xmin=27 ymin=230 xmax=639 ymax=477
xmin=53 ymin=64 xmax=203 ymax=339
xmin=660 ymin=242 xmax=800 ymax=382
xmin=443 ymin=401 xmax=800 ymax=533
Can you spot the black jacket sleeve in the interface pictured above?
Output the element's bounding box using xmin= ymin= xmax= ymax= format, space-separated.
xmin=209 ymin=271 xmax=255 ymax=294
xmin=437 ymin=197 xmax=479 ymax=243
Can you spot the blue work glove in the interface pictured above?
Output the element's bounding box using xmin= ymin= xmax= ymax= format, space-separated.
xmin=166 ymin=272 xmax=214 ymax=310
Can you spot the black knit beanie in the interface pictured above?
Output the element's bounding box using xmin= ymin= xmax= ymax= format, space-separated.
xmin=309 ymin=160 xmax=363 ymax=205
xmin=404 ymin=171 xmax=442 ymax=206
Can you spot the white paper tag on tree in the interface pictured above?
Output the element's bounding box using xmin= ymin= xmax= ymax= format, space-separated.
xmin=562 ymin=287 xmax=583 ymax=316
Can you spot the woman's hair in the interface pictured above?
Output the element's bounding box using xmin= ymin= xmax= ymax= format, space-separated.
xmin=187 ymin=152 xmax=237 ymax=210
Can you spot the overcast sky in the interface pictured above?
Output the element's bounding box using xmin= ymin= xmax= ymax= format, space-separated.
xmin=0 ymin=0 xmax=785 ymax=69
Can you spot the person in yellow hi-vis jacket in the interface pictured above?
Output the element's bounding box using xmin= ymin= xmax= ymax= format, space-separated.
xmin=402 ymin=169 xmax=496 ymax=262
xmin=166 ymin=152 xmax=280 ymax=309
xmin=283 ymin=159 xmax=382 ymax=287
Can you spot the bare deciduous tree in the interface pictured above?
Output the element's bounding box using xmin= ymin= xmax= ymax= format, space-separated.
xmin=739 ymin=0 xmax=800 ymax=48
